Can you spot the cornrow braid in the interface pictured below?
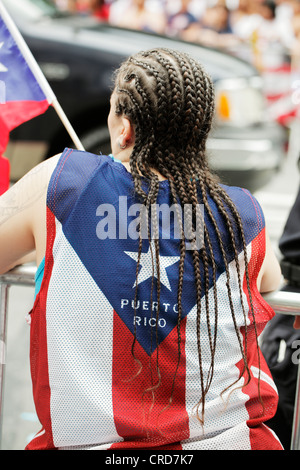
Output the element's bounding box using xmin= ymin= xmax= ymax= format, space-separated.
xmin=112 ymin=47 xmax=264 ymax=427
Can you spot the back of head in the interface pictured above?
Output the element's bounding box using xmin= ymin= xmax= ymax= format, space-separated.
xmin=112 ymin=48 xmax=216 ymax=194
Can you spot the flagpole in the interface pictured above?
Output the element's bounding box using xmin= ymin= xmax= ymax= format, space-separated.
xmin=0 ymin=1 xmax=85 ymax=151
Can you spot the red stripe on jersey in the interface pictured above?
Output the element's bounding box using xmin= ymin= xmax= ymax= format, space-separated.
xmin=110 ymin=311 xmax=189 ymax=449
xmin=26 ymin=208 xmax=57 ymax=450
xmin=237 ymin=228 xmax=282 ymax=450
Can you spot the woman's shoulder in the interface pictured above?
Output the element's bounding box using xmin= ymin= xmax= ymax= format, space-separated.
xmin=52 ymin=148 xmax=127 ymax=178
xmin=221 ymin=184 xmax=261 ymax=208
xmin=220 ymin=184 xmax=265 ymax=230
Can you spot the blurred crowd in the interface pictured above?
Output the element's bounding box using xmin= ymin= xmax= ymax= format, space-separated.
xmin=52 ymin=0 xmax=300 ymax=126
xmin=52 ymin=0 xmax=300 ymax=60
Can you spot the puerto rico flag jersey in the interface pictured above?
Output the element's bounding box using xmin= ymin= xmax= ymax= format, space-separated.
xmin=26 ymin=148 xmax=283 ymax=450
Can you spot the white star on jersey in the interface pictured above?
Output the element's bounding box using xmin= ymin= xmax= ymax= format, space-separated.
xmin=0 ymin=43 xmax=8 ymax=72
xmin=125 ymin=243 xmax=180 ymax=291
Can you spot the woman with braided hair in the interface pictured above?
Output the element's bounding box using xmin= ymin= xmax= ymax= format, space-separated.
xmin=0 ymin=48 xmax=282 ymax=450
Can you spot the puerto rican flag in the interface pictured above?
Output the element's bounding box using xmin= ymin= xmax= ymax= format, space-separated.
xmin=0 ymin=2 xmax=54 ymax=194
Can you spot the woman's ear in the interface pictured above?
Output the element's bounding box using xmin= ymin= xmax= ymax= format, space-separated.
xmin=120 ymin=117 xmax=135 ymax=148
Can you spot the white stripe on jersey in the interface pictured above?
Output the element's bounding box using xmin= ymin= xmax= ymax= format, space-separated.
xmin=46 ymin=218 xmax=123 ymax=448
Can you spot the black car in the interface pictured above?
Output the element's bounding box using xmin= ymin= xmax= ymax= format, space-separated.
xmin=2 ymin=0 xmax=286 ymax=191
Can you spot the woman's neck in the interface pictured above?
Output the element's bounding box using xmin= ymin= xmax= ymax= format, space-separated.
xmin=121 ymin=160 xmax=167 ymax=182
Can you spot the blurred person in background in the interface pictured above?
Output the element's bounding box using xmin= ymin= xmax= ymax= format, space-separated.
xmin=53 ymin=0 xmax=77 ymax=11
xmin=182 ymin=1 xmax=239 ymax=48
xmin=231 ymin=0 xmax=295 ymax=52
xmin=251 ymin=1 xmax=288 ymax=69
xmin=76 ymin=0 xmax=111 ymax=20
xmin=229 ymin=0 xmax=251 ymax=28
xmin=108 ymin=0 xmax=130 ymax=24
xmin=164 ymin=0 xmax=209 ymax=23
xmin=200 ymin=1 xmax=234 ymax=34
xmin=230 ymin=0 xmax=269 ymax=43
xmin=112 ymin=0 xmax=166 ymax=34
xmin=165 ymin=0 xmax=198 ymax=37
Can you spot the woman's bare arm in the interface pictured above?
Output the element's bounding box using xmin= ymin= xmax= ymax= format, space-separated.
xmin=0 ymin=154 xmax=61 ymax=274
xmin=257 ymin=230 xmax=282 ymax=294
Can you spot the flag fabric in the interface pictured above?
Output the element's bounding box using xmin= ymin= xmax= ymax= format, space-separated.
xmin=26 ymin=148 xmax=282 ymax=450
xmin=0 ymin=154 xmax=9 ymax=193
xmin=0 ymin=2 xmax=54 ymax=194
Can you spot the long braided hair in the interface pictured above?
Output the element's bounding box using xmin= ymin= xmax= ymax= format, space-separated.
xmin=112 ymin=48 xmax=261 ymax=424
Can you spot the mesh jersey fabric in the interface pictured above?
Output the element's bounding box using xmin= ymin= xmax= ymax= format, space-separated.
xmin=26 ymin=148 xmax=282 ymax=450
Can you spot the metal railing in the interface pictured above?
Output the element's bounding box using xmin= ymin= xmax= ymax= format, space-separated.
xmin=0 ymin=264 xmax=300 ymax=450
